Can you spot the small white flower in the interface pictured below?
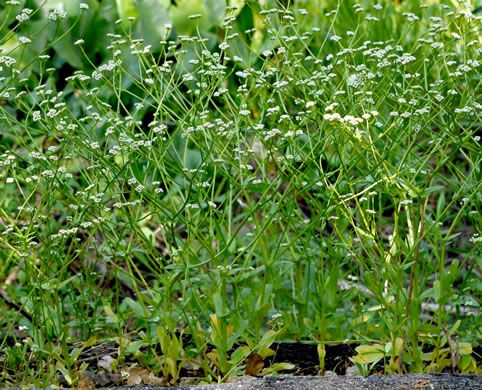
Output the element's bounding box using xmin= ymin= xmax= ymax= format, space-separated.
xmin=74 ymin=39 xmax=85 ymax=46
xmin=305 ymin=101 xmax=315 ymax=108
xmin=19 ymin=36 xmax=31 ymax=44
xmin=80 ymin=3 xmax=89 ymax=9
xmin=219 ymin=42 xmax=230 ymax=50
xmin=6 ymin=178 xmax=14 ymax=183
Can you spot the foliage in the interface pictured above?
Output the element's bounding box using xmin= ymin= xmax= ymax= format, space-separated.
xmin=0 ymin=0 xmax=480 ymax=385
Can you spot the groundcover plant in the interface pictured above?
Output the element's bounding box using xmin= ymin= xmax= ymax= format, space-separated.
xmin=0 ymin=0 xmax=480 ymax=386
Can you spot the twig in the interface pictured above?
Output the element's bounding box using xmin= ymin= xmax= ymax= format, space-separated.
xmin=442 ymin=326 xmax=459 ymax=372
xmin=1 ymin=260 xmax=23 ymax=291
xmin=0 ymin=288 xmax=33 ymax=323
xmin=398 ymin=337 xmax=405 ymax=373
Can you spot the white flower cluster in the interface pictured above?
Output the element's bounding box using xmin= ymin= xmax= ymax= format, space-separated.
xmin=16 ymin=8 xmax=32 ymax=22
xmin=51 ymin=227 xmax=78 ymax=240
xmin=19 ymin=36 xmax=32 ymax=44
xmin=0 ymin=56 xmax=16 ymax=68
xmin=469 ymin=234 xmax=481 ymax=244
xmin=49 ymin=8 xmax=67 ymax=21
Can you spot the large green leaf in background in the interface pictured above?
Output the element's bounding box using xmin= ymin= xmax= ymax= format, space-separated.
xmin=116 ymin=0 xmax=139 ymax=20
xmin=135 ymin=0 xmax=171 ymax=50
xmin=204 ymin=0 xmax=226 ymax=27
xmin=47 ymin=0 xmax=110 ymax=69
xmin=170 ymin=0 xmax=225 ymax=35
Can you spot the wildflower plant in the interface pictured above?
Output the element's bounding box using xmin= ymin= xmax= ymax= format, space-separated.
xmin=0 ymin=0 xmax=480 ymax=385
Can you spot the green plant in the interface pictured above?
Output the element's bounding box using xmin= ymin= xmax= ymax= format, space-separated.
xmin=0 ymin=0 xmax=480 ymax=385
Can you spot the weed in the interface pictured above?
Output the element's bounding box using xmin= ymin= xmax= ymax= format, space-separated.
xmin=0 ymin=0 xmax=480 ymax=385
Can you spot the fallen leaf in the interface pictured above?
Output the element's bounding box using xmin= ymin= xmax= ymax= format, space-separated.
xmin=245 ymin=353 xmax=264 ymax=376
xmin=144 ymin=371 xmax=168 ymax=386
xmin=98 ymin=355 xmax=115 ymax=372
xmin=78 ymin=375 xmax=95 ymax=390
xmin=126 ymin=367 xmax=143 ymax=385
xmin=123 ymin=366 xmax=168 ymax=386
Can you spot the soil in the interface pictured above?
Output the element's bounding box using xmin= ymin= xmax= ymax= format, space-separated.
xmin=2 ymin=330 xmax=481 ymax=388
xmin=70 ymin=340 xmax=480 ymax=388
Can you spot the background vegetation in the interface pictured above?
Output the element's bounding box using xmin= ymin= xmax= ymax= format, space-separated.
xmin=0 ymin=0 xmax=480 ymax=386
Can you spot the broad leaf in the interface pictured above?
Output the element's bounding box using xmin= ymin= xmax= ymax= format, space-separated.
xmin=352 ymin=344 xmax=385 ymax=364
xmin=135 ymin=0 xmax=171 ymax=50
xmin=116 ymin=0 xmax=138 ymax=20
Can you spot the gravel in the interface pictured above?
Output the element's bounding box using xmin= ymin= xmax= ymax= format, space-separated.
xmin=97 ymin=373 xmax=481 ymax=390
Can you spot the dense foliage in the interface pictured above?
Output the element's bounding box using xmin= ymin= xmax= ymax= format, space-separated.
xmin=0 ymin=0 xmax=480 ymax=385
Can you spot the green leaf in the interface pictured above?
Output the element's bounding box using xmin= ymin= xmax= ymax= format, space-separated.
xmin=170 ymin=0 xmax=209 ymax=35
xmin=458 ymin=342 xmax=472 ymax=355
xmin=227 ymin=0 xmax=245 ymax=17
xmin=213 ymin=292 xmax=230 ymax=318
xmin=57 ymin=274 xmax=79 ymax=290
xmin=230 ymin=345 xmax=250 ymax=365
xmin=448 ymin=259 xmax=460 ymax=283
xmin=433 ymin=280 xmax=441 ymax=303
xmin=125 ymin=339 xmax=147 ymax=354
xmin=352 ymin=344 xmax=385 ymax=364
xmin=261 ymin=362 xmax=295 ymax=375
xmin=255 ymin=283 xmax=273 ymax=310
xmin=116 ymin=0 xmax=138 ymax=20
xmin=246 ymin=0 xmax=262 ymax=14
xmin=63 ymin=0 xmax=96 ymax=17
xmin=56 ymin=362 xmax=73 ymax=385
xmin=421 ymin=185 xmax=445 ymax=198
xmin=236 ymin=3 xmax=253 ymax=38
xmin=417 ymin=323 xmax=441 ymax=336
xmin=257 ymin=328 xmax=284 ymax=352
xmin=71 ymin=335 xmax=98 ymax=362
xmin=125 ymin=297 xmax=146 ymax=318
xmin=135 ymin=0 xmax=171 ymax=49
xmin=318 ymin=344 xmax=326 ymax=372
xmin=50 ymin=20 xmax=84 ymax=68
xmin=436 ymin=189 xmax=445 ymax=219
xmin=204 ymin=0 xmax=225 ymax=26
xmin=141 ymin=226 xmax=155 ymax=245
